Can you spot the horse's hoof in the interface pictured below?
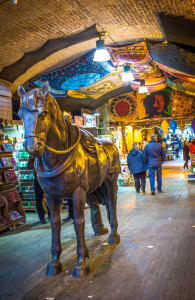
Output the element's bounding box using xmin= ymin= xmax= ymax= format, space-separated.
xmin=95 ymin=227 xmax=109 ymax=236
xmin=73 ymin=262 xmax=89 ymax=278
xmin=46 ymin=260 xmax=62 ymax=276
xmin=109 ymin=233 xmax=120 ymax=245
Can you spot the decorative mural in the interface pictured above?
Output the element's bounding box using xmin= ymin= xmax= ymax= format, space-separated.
xmin=148 ymin=42 xmax=195 ymax=76
xmin=165 ymin=73 xmax=195 ymax=95
xmin=107 ymin=42 xmax=152 ymax=67
xmin=77 ymin=69 xmax=125 ymax=100
xmin=171 ymin=90 xmax=194 ymax=117
xmin=137 ymin=88 xmax=172 ymax=119
xmin=30 ymin=50 xmax=114 ymax=96
xmin=130 ymin=76 xmax=167 ymax=93
xmin=130 ymin=60 xmax=162 ymax=80
xmin=109 ymin=92 xmax=137 ymax=122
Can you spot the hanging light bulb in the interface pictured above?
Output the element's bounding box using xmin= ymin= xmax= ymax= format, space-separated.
xmin=138 ymin=80 xmax=148 ymax=93
xmin=93 ymin=38 xmax=110 ymax=62
xmin=121 ymin=64 xmax=134 ymax=82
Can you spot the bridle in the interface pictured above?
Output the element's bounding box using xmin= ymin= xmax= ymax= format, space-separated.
xmin=24 ymin=125 xmax=81 ymax=154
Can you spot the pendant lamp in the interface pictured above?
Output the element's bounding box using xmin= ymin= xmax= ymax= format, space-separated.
xmin=138 ymin=80 xmax=148 ymax=93
xmin=121 ymin=64 xmax=134 ymax=82
xmin=93 ymin=39 xmax=110 ymax=62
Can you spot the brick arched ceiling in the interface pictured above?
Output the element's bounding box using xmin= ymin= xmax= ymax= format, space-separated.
xmin=0 ymin=0 xmax=195 ymax=111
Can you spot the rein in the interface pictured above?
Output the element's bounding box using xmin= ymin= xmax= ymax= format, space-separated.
xmin=25 ymin=125 xmax=81 ymax=154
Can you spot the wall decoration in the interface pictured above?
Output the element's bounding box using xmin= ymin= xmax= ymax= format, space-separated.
xmin=107 ymin=42 xmax=152 ymax=67
xmin=130 ymin=61 xmax=162 ymax=80
xmin=165 ymin=73 xmax=195 ymax=95
xmin=148 ymin=42 xmax=195 ymax=76
xmin=130 ymin=76 xmax=167 ymax=93
xmin=30 ymin=51 xmax=114 ymax=94
xmin=77 ymin=70 xmax=125 ymax=100
xmin=109 ymin=92 xmax=137 ymax=122
xmin=171 ymin=90 xmax=194 ymax=117
xmin=137 ymin=88 xmax=172 ymax=119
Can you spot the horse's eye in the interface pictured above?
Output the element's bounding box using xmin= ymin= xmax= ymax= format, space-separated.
xmin=40 ymin=111 xmax=48 ymax=119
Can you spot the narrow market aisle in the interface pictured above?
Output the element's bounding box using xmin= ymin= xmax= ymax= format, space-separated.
xmin=0 ymin=159 xmax=194 ymax=300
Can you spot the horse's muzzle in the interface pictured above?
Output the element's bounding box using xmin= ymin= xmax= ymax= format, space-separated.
xmin=25 ymin=137 xmax=45 ymax=157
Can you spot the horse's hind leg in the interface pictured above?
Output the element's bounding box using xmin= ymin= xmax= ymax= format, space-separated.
xmin=105 ymin=175 xmax=120 ymax=245
xmin=87 ymin=192 xmax=108 ymax=236
xmin=72 ymin=186 xmax=89 ymax=278
xmin=46 ymin=195 xmax=62 ymax=276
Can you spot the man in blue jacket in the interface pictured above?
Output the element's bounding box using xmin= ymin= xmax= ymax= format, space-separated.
xmin=143 ymin=134 xmax=166 ymax=195
xmin=127 ymin=142 xmax=148 ymax=193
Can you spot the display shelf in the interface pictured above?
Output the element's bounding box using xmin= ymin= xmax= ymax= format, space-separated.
xmin=14 ymin=143 xmax=36 ymax=211
xmin=0 ymin=140 xmax=26 ymax=232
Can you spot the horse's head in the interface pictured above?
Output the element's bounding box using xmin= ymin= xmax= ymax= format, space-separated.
xmin=17 ymin=81 xmax=51 ymax=157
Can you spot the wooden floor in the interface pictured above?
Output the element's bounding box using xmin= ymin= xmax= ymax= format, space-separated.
xmin=0 ymin=159 xmax=195 ymax=300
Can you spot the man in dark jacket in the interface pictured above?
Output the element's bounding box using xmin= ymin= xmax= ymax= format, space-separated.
xmin=127 ymin=142 xmax=148 ymax=193
xmin=143 ymin=134 xmax=166 ymax=195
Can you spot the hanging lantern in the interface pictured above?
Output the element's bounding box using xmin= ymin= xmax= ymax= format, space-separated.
xmin=179 ymin=119 xmax=185 ymax=132
xmin=161 ymin=119 xmax=169 ymax=136
xmin=170 ymin=119 xmax=177 ymax=133
xmin=191 ymin=118 xmax=195 ymax=133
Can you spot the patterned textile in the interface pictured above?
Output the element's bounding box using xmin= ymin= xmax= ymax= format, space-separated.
xmin=130 ymin=76 xmax=167 ymax=93
xmin=161 ymin=119 xmax=169 ymax=136
xmin=165 ymin=73 xmax=195 ymax=95
xmin=148 ymin=42 xmax=195 ymax=76
xmin=130 ymin=61 xmax=162 ymax=80
xmin=137 ymin=88 xmax=172 ymax=120
xmin=171 ymin=90 xmax=194 ymax=117
xmin=30 ymin=51 xmax=114 ymax=95
xmin=107 ymin=42 xmax=152 ymax=67
xmin=77 ymin=69 xmax=126 ymax=100
xmin=109 ymin=92 xmax=137 ymax=122
xmin=156 ymin=62 xmax=195 ymax=83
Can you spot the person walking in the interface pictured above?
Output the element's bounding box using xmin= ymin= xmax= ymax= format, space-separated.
xmin=27 ymin=156 xmax=50 ymax=223
xmin=183 ymin=140 xmax=189 ymax=170
xmin=143 ymin=134 xmax=166 ymax=195
xmin=189 ymin=138 xmax=195 ymax=165
xmin=127 ymin=142 xmax=148 ymax=193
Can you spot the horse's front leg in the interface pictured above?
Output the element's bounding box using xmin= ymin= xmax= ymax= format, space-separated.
xmin=45 ymin=195 xmax=62 ymax=276
xmin=72 ymin=186 xmax=89 ymax=278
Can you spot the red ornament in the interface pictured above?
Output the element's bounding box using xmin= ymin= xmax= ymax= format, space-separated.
xmin=115 ymin=101 xmax=129 ymax=116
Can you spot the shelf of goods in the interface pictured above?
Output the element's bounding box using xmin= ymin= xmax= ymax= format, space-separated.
xmin=188 ymin=160 xmax=195 ymax=182
xmin=118 ymin=158 xmax=134 ymax=186
xmin=13 ymin=142 xmax=36 ymax=211
xmin=0 ymin=140 xmax=26 ymax=232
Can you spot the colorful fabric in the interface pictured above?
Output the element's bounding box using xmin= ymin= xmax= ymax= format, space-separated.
xmin=107 ymin=42 xmax=152 ymax=67
xmin=137 ymin=88 xmax=172 ymax=120
xmin=165 ymin=73 xmax=195 ymax=95
xmin=30 ymin=51 xmax=114 ymax=94
xmin=77 ymin=69 xmax=125 ymax=100
xmin=155 ymin=62 xmax=195 ymax=82
xmin=130 ymin=61 xmax=162 ymax=80
xmin=148 ymin=42 xmax=195 ymax=76
xmin=171 ymin=90 xmax=194 ymax=117
xmin=130 ymin=76 xmax=167 ymax=93
xmin=109 ymin=92 xmax=137 ymax=122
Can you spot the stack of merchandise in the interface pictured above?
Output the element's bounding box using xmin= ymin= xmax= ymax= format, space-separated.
xmin=9 ymin=210 xmax=23 ymax=221
xmin=4 ymin=190 xmax=21 ymax=204
xmin=188 ymin=160 xmax=195 ymax=182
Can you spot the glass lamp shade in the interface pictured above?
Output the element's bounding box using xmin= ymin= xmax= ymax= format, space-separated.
xmin=121 ymin=64 xmax=134 ymax=81
xmin=138 ymin=80 xmax=148 ymax=93
xmin=93 ymin=39 xmax=110 ymax=62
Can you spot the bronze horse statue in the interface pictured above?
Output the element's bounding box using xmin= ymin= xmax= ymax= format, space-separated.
xmin=17 ymin=81 xmax=120 ymax=278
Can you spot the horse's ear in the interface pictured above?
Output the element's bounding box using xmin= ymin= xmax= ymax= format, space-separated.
xmin=41 ymin=81 xmax=50 ymax=97
xmin=17 ymin=85 xmax=26 ymax=98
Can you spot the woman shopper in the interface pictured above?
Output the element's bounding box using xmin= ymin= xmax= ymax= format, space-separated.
xmin=127 ymin=142 xmax=148 ymax=193
xmin=183 ymin=140 xmax=190 ymax=170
